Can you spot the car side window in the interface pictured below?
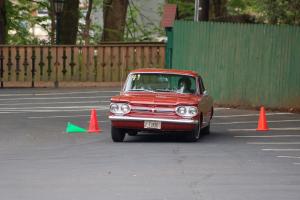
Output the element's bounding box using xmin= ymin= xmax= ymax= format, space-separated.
xmin=198 ymin=76 xmax=205 ymax=94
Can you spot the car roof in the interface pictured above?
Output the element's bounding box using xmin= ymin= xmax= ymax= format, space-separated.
xmin=130 ymin=68 xmax=199 ymax=77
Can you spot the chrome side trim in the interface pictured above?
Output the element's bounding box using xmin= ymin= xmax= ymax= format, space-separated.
xmin=109 ymin=115 xmax=198 ymax=124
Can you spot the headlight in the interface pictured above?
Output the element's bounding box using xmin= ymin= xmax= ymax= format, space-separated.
xmin=175 ymin=106 xmax=198 ymax=118
xmin=110 ymin=103 xmax=131 ymax=115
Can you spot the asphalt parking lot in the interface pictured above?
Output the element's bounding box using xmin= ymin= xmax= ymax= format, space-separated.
xmin=0 ymin=88 xmax=299 ymax=200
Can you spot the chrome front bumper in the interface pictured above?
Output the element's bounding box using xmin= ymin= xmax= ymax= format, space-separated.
xmin=109 ymin=115 xmax=198 ymax=124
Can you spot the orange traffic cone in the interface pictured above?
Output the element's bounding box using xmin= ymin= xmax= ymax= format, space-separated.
xmin=256 ymin=106 xmax=269 ymax=131
xmin=88 ymin=109 xmax=101 ymax=133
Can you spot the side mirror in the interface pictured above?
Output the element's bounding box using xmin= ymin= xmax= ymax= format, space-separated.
xmin=203 ymin=90 xmax=208 ymax=96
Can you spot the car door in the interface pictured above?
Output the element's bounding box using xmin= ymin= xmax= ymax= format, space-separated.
xmin=198 ymin=76 xmax=213 ymax=127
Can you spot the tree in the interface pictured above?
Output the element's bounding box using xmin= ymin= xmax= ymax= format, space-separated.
xmin=5 ymin=0 xmax=49 ymax=44
xmin=102 ymin=0 xmax=129 ymax=41
xmin=258 ymin=0 xmax=300 ymax=25
xmin=48 ymin=0 xmax=55 ymax=44
xmin=0 ymin=0 xmax=6 ymax=44
xmin=60 ymin=0 xmax=80 ymax=44
xmin=199 ymin=0 xmax=210 ymax=21
xmin=124 ymin=0 xmax=164 ymax=41
xmin=226 ymin=0 xmax=300 ymax=25
xmin=83 ymin=0 xmax=93 ymax=45
xmin=167 ymin=0 xmax=194 ymax=20
xmin=211 ymin=0 xmax=227 ymax=18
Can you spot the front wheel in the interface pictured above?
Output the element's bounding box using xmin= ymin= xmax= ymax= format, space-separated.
xmin=187 ymin=117 xmax=201 ymax=142
xmin=203 ymin=107 xmax=213 ymax=135
xmin=202 ymin=124 xmax=210 ymax=135
xmin=111 ymin=126 xmax=125 ymax=142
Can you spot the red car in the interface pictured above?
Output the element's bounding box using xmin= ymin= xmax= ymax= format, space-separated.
xmin=109 ymin=68 xmax=213 ymax=142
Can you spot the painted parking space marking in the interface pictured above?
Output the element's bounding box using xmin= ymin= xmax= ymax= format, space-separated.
xmin=0 ymin=100 xmax=110 ymax=106
xmin=0 ymin=105 xmax=109 ymax=110
xmin=215 ymin=119 xmax=300 ymax=125
xmin=214 ymin=112 xmax=293 ymax=118
xmin=214 ymin=107 xmax=231 ymax=110
xmin=277 ymin=156 xmax=300 ymax=159
xmin=262 ymin=149 xmax=300 ymax=151
xmin=235 ymin=135 xmax=300 ymax=138
xmin=28 ymin=115 xmax=109 ymax=120
xmin=247 ymin=142 xmax=300 ymax=145
xmin=0 ymin=96 xmax=112 ymax=101
xmin=28 ymin=115 xmax=91 ymax=119
xmin=229 ymin=127 xmax=300 ymax=131
xmin=0 ymin=108 xmax=109 ymax=114
xmin=0 ymin=90 xmax=119 ymax=97
xmin=223 ymin=111 xmax=300 ymax=166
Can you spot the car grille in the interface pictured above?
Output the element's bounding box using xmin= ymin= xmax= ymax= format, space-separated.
xmin=131 ymin=105 xmax=175 ymax=114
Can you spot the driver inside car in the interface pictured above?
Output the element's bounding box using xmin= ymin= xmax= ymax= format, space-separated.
xmin=177 ymin=77 xmax=193 ymax=94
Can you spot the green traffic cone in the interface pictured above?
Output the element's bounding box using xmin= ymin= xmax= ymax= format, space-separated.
xmin=66 ymin=122 xmax=87 ymax=133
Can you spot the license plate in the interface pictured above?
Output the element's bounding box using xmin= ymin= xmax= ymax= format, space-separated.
xmin=144 ymin=121 xmax=161 ymax=129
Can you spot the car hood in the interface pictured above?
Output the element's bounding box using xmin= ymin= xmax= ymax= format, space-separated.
xmin=111 ymin=92 xmax=200 ymax=106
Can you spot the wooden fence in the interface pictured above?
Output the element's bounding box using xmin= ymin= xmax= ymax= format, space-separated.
xmin=0 ymin=43 xmax=165 ymax=87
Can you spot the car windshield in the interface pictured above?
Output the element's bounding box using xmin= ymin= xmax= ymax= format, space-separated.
xmin=124 ymin=73 xmax=196 ymax=94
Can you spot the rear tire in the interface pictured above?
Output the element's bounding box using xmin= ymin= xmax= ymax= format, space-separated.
xmin=111 ymin=126 xmax=125 ymax=142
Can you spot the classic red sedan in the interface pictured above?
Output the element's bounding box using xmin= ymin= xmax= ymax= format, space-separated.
xmin=109 ymin=68 xmax=213 ymax=142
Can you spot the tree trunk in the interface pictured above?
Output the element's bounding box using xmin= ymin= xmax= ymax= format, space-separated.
xmin=60 ymin=0 xmax=79 ymax=44
xmin=102 ymin=0 xmax=129 ymax=42
xmin=83 ymin=0 xmax=93 ymax=45
xmin=0 ymin=0 xmax=6 ymax=44
xmin=199 ymin=0 xmax=210 ymax=21
xmin=48 ymin=0 xmax=56 ymax=44
xmin=211 ymin=0 xmax=227 ymax=18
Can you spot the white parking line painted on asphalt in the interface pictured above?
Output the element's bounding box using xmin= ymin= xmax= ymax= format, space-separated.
xmin=28 ymin=115 xmax=91 ymax=119
xmin=0 ymin=100 xmax=110 ymax=106
xmin=262 ymin=149 xmax=300 ymax=151
xmin=235 ymin=135 xmax=300 ymax=138
xmin=277 ymin=156 xmax=300 ymax=159
xmin=215 ymin=119 xmax=300 ymax=125
xmin=215 ymin=113 xmax=293 ymax=118
xmin=0 ymin=90 xmax=119 ymax=97
xmin=293 ymin=163 xmax=300 ymax=165
xmin=214 ymin=107 xmax=231 ymax=110
xmin=0 ymin=108 xmax=109 ymax=114
xmin=0 ymin=96 xmax=112 ymax=101
xmin=248 ymin=142 xmax=300 ymax=145
xmin=0 ymin=105 xmax=109 ymax=110
xmin=0 ymin=112 xmax=24 ymax=114
xmin=229 ymin=127 xmax=300 ymax=131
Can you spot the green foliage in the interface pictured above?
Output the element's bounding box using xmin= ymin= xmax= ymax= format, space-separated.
xmin=6 ymin=0 xmax=50 ymax=44
xmin=124 ymin=0 xmax=164 ymax=41
xmin=77 ymin=0 xmax=104 ymax=44
xmin=167 ymin=0 xmax=194 ymax=20
xmin=166 ymin=0 xmax=300 ymax=25
xmin=258 ymin=0 xmax=300 ymax=25
xmin=226 ymin=0 xmax=300 ymax=25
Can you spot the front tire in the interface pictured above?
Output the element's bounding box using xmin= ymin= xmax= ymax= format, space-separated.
xmin=187 ymin=116 xmax=201 ymax=142
xmin=111 ymin=126 xmax=125 ymax=142
xmin=202 ymin=124 xmax=210 ymax=135
xmin=203 ymin=107 xmax=213 ymax=135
